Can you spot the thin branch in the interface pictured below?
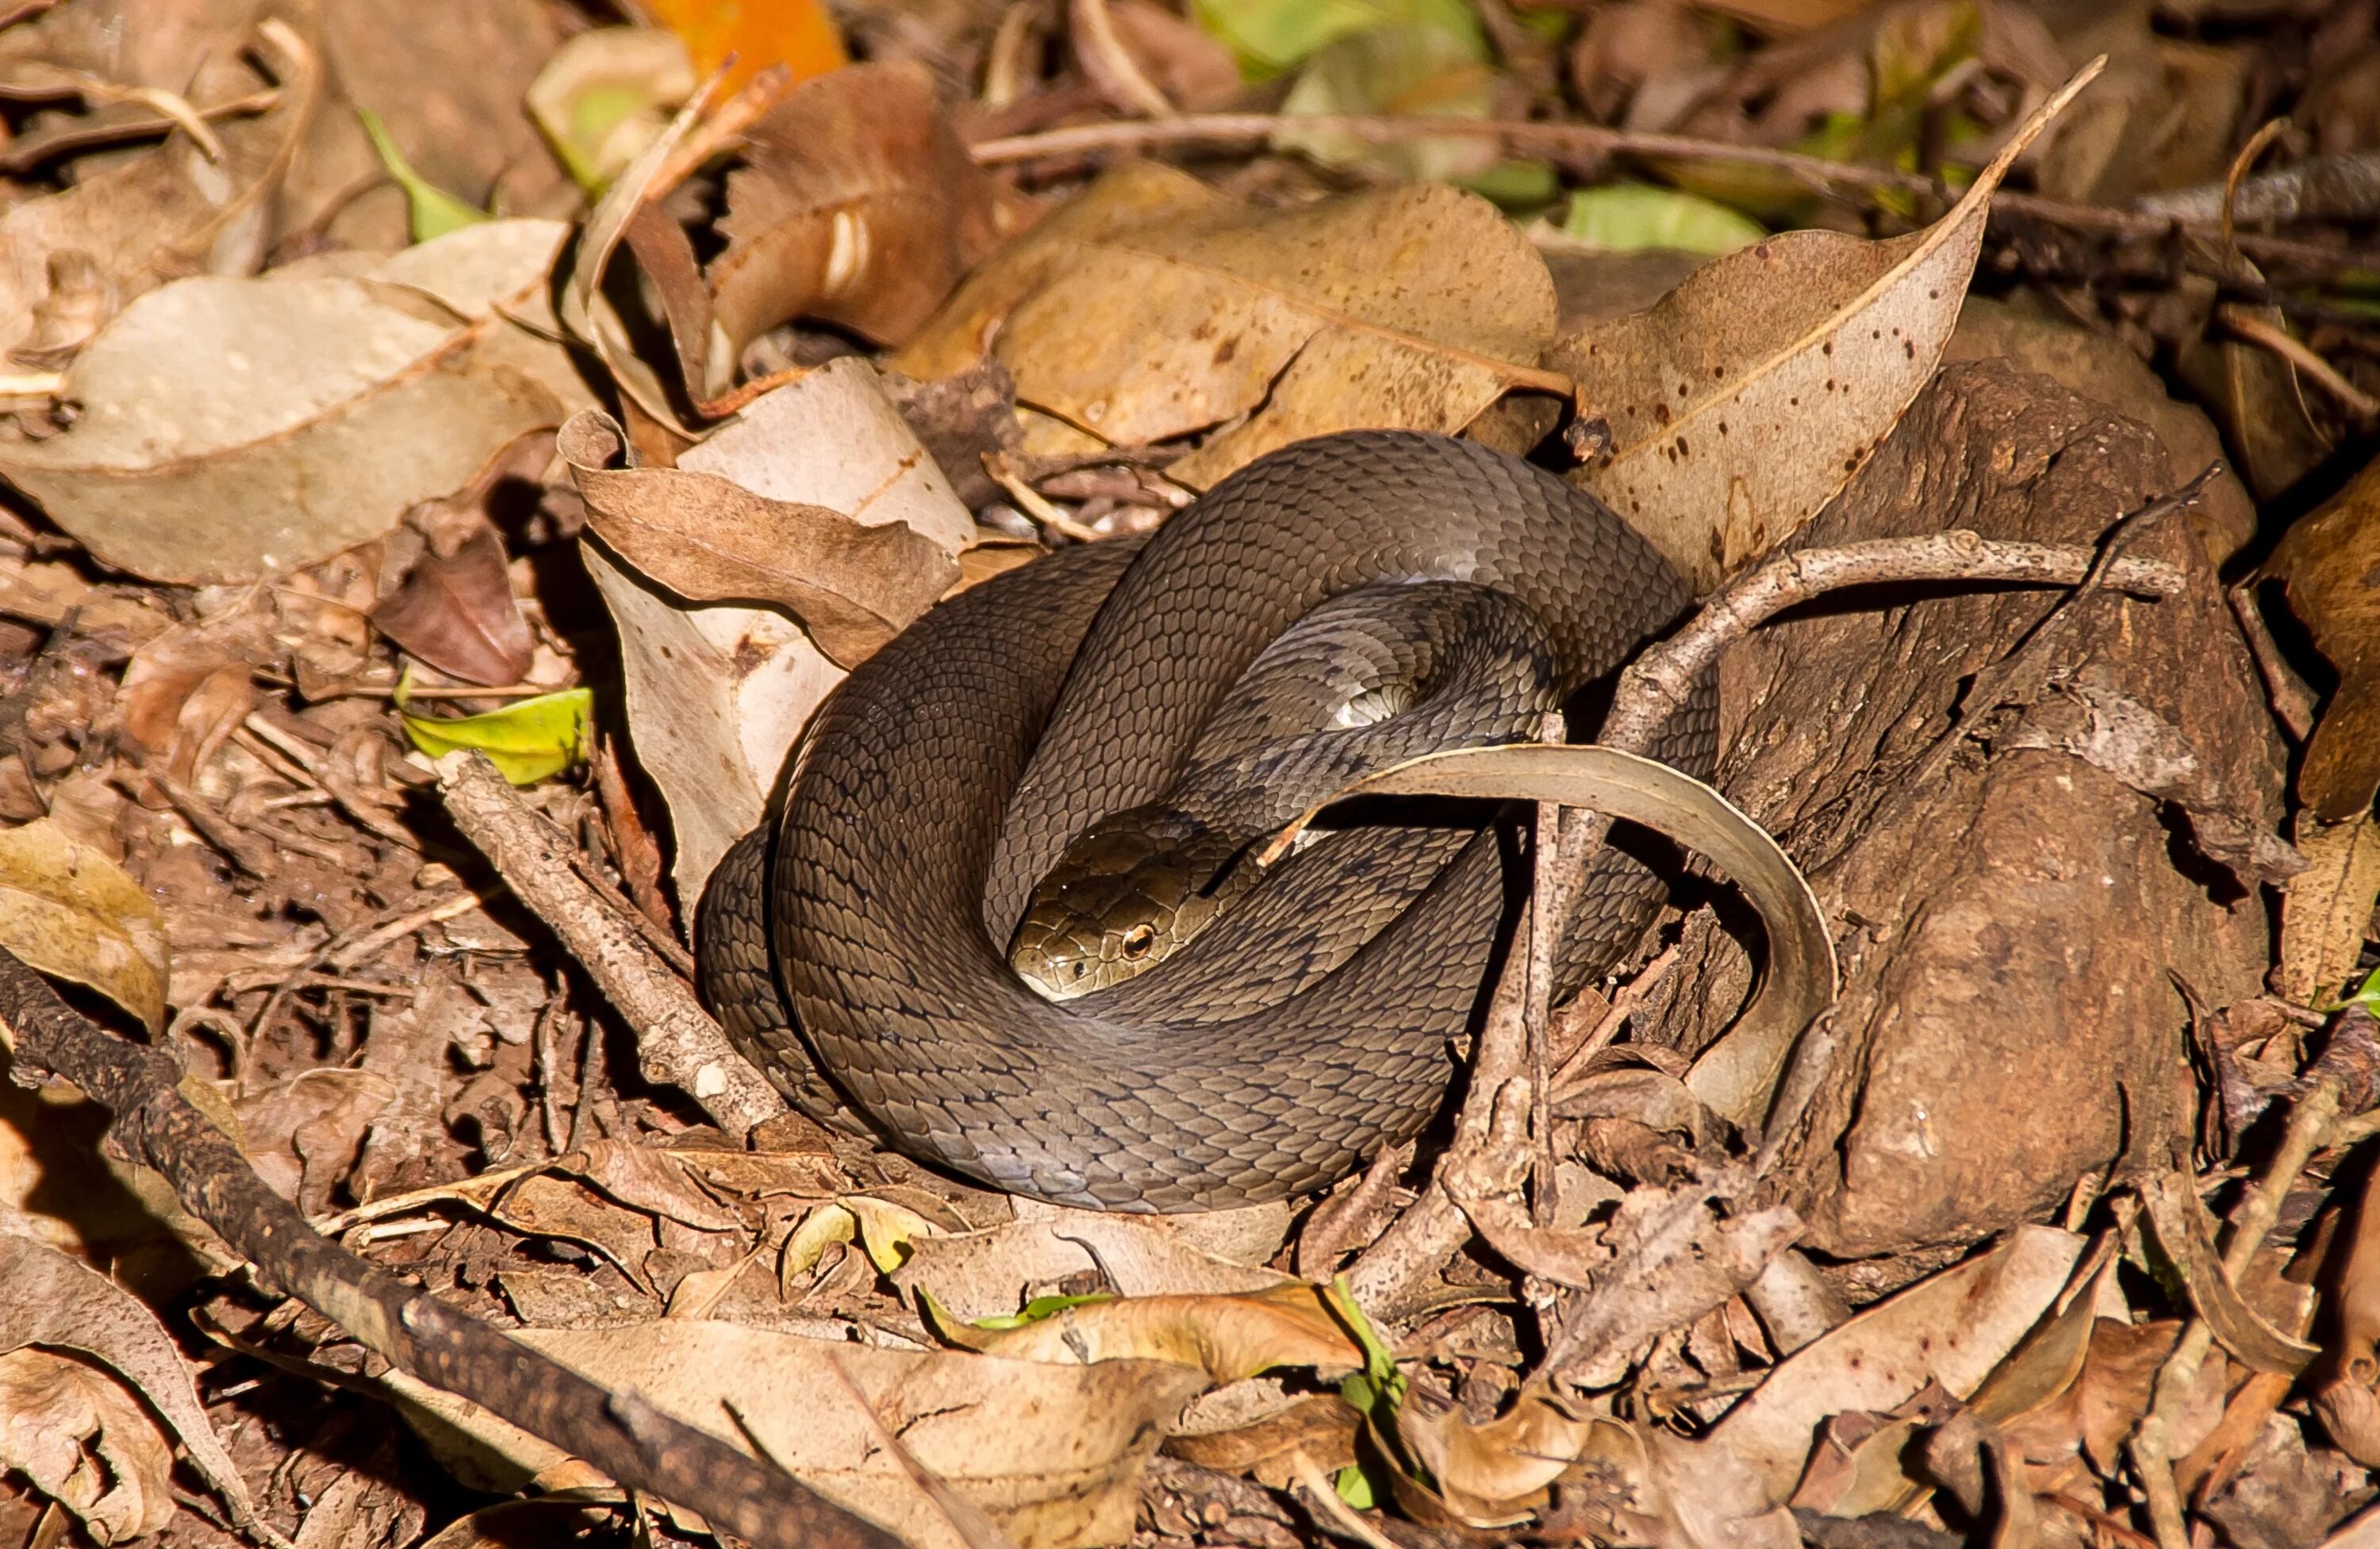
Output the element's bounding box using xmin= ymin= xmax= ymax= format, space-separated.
xmin=0 ymin=947 xmax=897 ymax=1549
xmin=967 ymin=112 xmax=2380 ymax=274
xmin=2221 ymin=306 xmax=2380 ymax=421
xmin=434 ymin=751 xmax=785 ymax=1137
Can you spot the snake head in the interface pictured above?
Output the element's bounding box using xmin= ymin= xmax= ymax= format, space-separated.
xmin=1008 ymin=808 xmax=1251 ymax=1001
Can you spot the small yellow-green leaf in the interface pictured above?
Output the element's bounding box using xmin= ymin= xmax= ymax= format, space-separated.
xmin=1196 ymin=0 xmax=1480 ymax=79
xmin=399 ymin=686 xmax=592 ymax=786
xmin=1561 ymin=184 xmax=1768 ymax=256
xmin=524 ymin=28 xmax=697 ymax=194
xmin=357 ymin=109 xmax=488 ymax=243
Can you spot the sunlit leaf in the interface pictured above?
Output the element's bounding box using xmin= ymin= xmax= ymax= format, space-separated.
xmin=1193 ymin=0 xmax=1480 ymax=79
xmin=358 ymin=108 xmax=487 ymax=242
xmin=397 ymin=681 xmax=592 ymax=786
xmin=524 ymin=29 xmax=697 ymax=193
xmin=1561 ymin=183 xmax=1767 ymax=256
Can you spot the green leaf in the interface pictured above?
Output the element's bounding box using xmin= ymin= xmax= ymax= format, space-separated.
xmin=1560 ymin=183 xmax=1768 ymax=256
xmin=399 ymin=685 xmax=593 ymax=786
xmin=1274 ymin=15 xmax=1526 ymax=190
xmin=1336 ymin=1464 xmax=1377 ymax=1508
xmin=358 ymin=109 xmax=488 ymax=243
xmin=1464 ymin=159 xmax=1560 ymax=212
xmin=1196 ymin=0 xmax=1481 ymax=79
xmin=2322 ymin=963 xmax=2380 ymax=1014
xmin=970 ymin=1291 xmax=1119 ymax=1331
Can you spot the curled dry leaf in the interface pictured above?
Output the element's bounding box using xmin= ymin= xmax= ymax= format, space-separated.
xmin=0 ymin=817 xmax=167 ymax=1032
xmin=948 ymin=1283 xmax=1364 ymax=1385
xmin=523 ymin=27 xmax=697 ymax=191
xmin=892 ymin=160 xmax=1569 ymax=491
xmin=2137 ymin=1171 xmax=2320 ymax=1377
xmin=701 ymin=61 xmax=1006 ymax=398
xmin=371 ymin=528 xmax=535 ymax=688
xmin=1710 ymin=1224 xmax=2086 ymax=1497
xmin=0 ymin=1347 xmax=175 ymax=1544
xmin=559 ymin=409 xmax=953 ymax=666
xmin=235 ymin=1067 xmax=398 ymax=1217
xmin=580 ymin=359 xmax=981 ymax=899
xmin=0 ymin=1234 xmax=261 ymax=1538
xmin=497 ymin=1320 xmax=1207 ymax=1549
xmin=1549 ymin=62 xmax=2101 ymax=592
xmin=0 ymin=220 xmax=590 ymax=584
xmin=2281 ymin=815 xmax=2380 ymax=1006
xmin=2267 ymin=454 xmax=2380 ymax=823
xmin=113 ymin=611 xmax=271 ymax=786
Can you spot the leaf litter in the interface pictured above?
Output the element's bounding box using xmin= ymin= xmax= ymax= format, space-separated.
xmin=2 ymin=2 xmax=2380 ymax=1549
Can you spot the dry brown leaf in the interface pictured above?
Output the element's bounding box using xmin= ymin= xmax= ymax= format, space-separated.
xmin=892 ymin=160 xmax=1568 ymax=490
xmin=571 ymin=1141 xmax=746 ymax=1233
xmin=370 ymin=528 xmax=535 ymax=688
xmin=114 ymin=610 xmax=271 ymax=786
xmin=502 ymin=1320 xmax=1208 ymax=1549
xmin=1548 ymin=63 xmax=2099 ymax=592
xmin=1397 ymin=1387 xmax=1594 ymax=1527
xmin=2178 ymin=292 xmax=2332 ymax=503
xmin=0 ymin=1234 xmax=260 ymax=1537
xmin=0 ymin=14 xmax=320 ymax=364
xmin=2140 ymin=1171 xmax=2320 ymax=1377
xmin=0 ymin=817 xmax=167 ymax=1032
xmin=2269 ymin=456 xmax=2380 ymax=823
xmin=950 ymin=1283 xmax=1362 ymax=1385
xmin=493 ymin=1174 xmax=662 ymax=1290
xmin=560 ymin=409 xmax=954 ymax=667
xmin=1710 ymin=1225 xmax=2086 ymax=1496
xmin=1165 ymin=1391 xmax=1358 ymax=1489
xmin=234 ymin=1067 xmax=398 ymax=1217
xmin=0 ymin=220 xmax=589 ymax=583
xmin=702 ymin=61 xmax=1005 ymax=396
xmin=1460 ymin=1416 xmax=1798 ymax=1548
xmin=580 ymin=359 xmax=982 ymax=900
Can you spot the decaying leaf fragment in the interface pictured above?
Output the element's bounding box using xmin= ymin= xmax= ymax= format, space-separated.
xmin=946 ymin=1282 xmax=1364 ymax=1385
xmin=892 ymin=160 xmax=1569 ymax=490
xmin=1550 ymin=61 xmax=2100 ymax=591
xmin=0 ymin=220 xmax=591 ymax=583
xmin=0 ymin=817 xmax=167 ymax=1032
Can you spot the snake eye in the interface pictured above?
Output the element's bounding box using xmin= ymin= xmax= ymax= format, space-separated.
xmin=1121 ymin=923 xmax=1157 ymax=959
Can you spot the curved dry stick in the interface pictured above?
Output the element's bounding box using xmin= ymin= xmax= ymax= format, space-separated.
xmin=0 ymin=950 xmax=897 ymax=1549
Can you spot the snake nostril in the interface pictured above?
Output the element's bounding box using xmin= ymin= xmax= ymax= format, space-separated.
xmin=1122 ymin=924 xmax=1157 ymax=958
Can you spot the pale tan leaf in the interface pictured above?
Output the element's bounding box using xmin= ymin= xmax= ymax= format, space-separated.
xmin=895 ymin=1202 xmax=1292 ymax=1321
xmin=1551 ymin=63 xmax=2101 ymax=592
xmin=0 ymin=1234 xmax=262 ymax=1537
xmin=2268 ymin=455 xmax=2380 ymax=821
xmin=509 ymin=1320 xmax=1207 ymax=1549
xmin=0 ymin=221 xmax=589 ymax=583
xmin=0 ymin=818 xmax=167 ymax=1032
xmin=892 ymin=161 xmax=1566 ymax=490
xmin=953 ymin=1283 xmax=1363 ymax=1384
xmin=1710 ymin=1225 xmax=2086 ymax=1496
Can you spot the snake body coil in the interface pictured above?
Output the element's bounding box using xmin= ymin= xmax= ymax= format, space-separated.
xmin=698 ymin=431 xmax=1714 ymax=1211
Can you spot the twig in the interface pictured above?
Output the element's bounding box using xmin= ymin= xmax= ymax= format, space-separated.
xmin=2227 ymin=582 xmax=2320 ymax=742
xmin=2220 ymin=119 xmax=2290 ymax=267
xmin=1288 ymin=1450 xmax=1403 ymax=1549
xmin=1528 ymin=710 xmax=1564 ymax=1228
xmin=2220 ymin=306 xmax=2380 ymax=421
xmin=434 ymin=750 xmax=785 ymax=1137
xmin=2140 ymin=148 xmax=2380 ymax=227
xmin=0 ymin=946 xmax=897 ymax=1549
xmin=1345 ymin=531 xmax=2186 ymax=1317
xmin=986 ymin=452 xmax=1107 ymax=542
xmin=967 ymin=112 xmax=2380 ymax=275
xmin=1069 ymin=0 xmax=1173 ymax=119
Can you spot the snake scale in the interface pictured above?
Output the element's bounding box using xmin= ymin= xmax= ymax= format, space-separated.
xmin=697 ymin=430 xmax=1716 ymax=1212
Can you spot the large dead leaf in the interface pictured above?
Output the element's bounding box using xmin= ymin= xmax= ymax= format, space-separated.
xmin=1710 ymin=1224 xmax=2086 ymax=1495
xmin=0 ymin=1234 xmax=260 ymax=1539
xmin=701 ymin=61 xmax=1005 ymax=397
xmin=1548 ymin=62 xmax=2098 ymax=591
xmin=894 ymin=1202 xmax=1293 ymax=1321
xmin=891 ymin=160 xmax=1568 ymax=490
xmin=0 ymin=817 xmax=167 ymax=1032
xmin=579 ymin=359 xmax=982 ymax=900
xmin=0 ymin=220 xmax=590 ymax=583
xmin=438 ymin=1320 xmax=1208 ymax=1549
